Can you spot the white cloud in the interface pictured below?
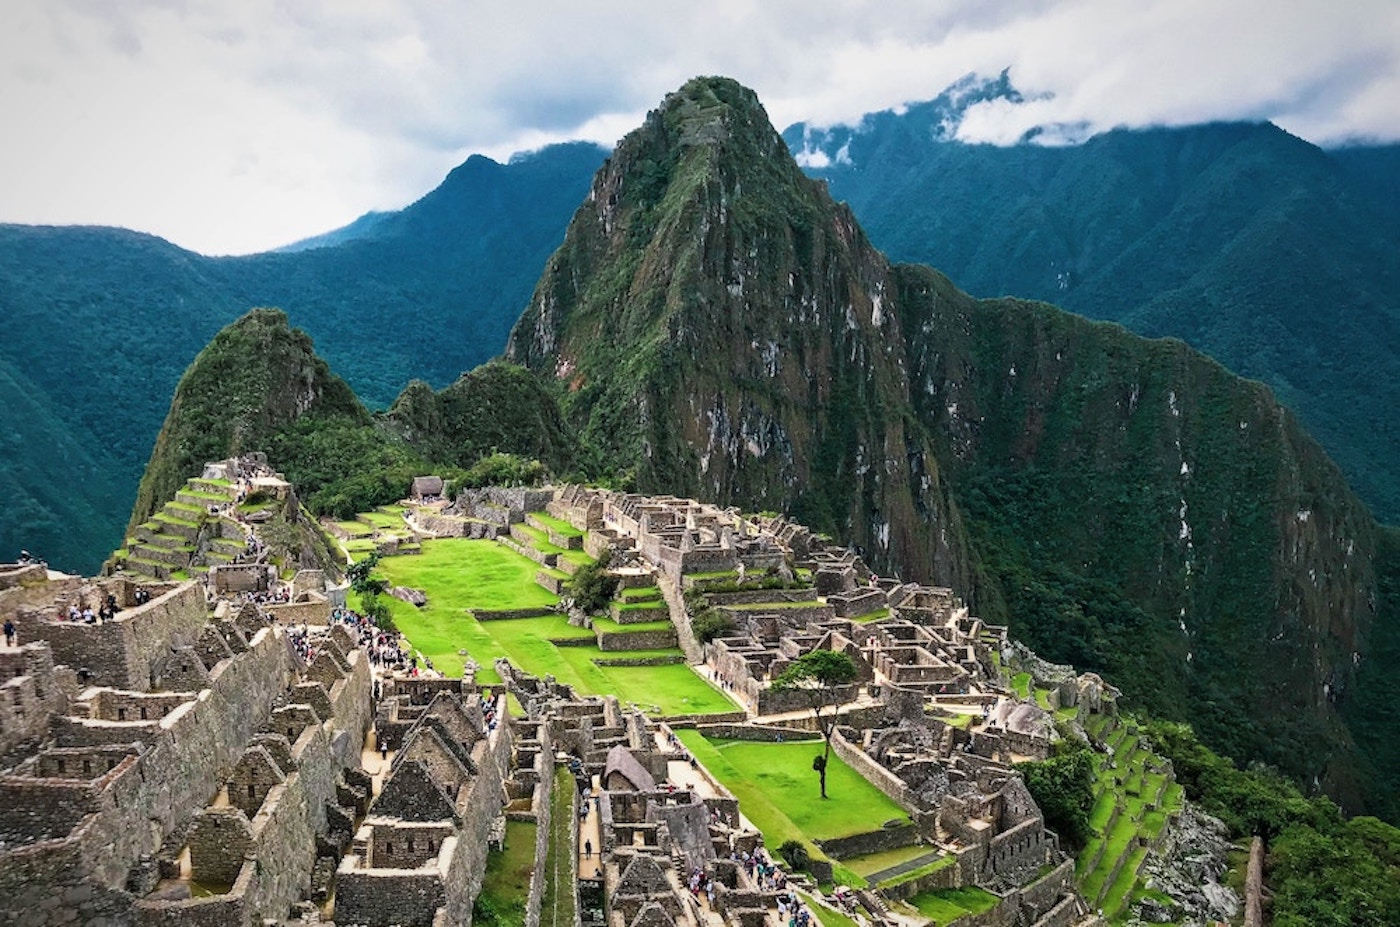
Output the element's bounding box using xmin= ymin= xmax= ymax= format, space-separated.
xmin=0 ymin=0 xmax=1396 ymax=254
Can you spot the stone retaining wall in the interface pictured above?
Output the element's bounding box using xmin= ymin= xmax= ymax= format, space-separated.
xmin=695 ymin=724 xmax=819 ymax=742
xmin=595 ymin=628 xmax=678 ymax=651
xmin=829 ymin=728 xmax=919 ymax=812
xmin=474 ymin=607 xmax=557 ymax=621
xmin=37 ymin=581 xmax=207 ymax=690
xmin=264 ymin=599 xmax=331 ymax=627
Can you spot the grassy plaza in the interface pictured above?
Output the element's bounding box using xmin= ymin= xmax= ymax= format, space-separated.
xmin=364 ymin=538 xmax=736 ymax=716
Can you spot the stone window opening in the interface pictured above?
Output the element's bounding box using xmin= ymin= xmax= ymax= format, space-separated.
xmin=407 ymin=837 xmax=415 ymax=853
xmin=56 ymin=759 xmax=65 ymax=774
xmin=247 ymin=783 xmax=256 ymax=803
xmin=117 ymin=708 xmax=126 ymax=721
xmin=386 ymin=841 xmax=394 ymax=857
xmin=82 ymin=759 xmax=92 ymax=776
xmin=140 ymin=706 xmax=148 ymax=720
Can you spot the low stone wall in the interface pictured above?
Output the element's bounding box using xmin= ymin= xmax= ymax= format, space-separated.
xmin=716 ymin=604 xmax=836 ymax=626
xmin=695 ymin=724 xmax=819 ymax=742
xmin=592 ymin=655 xmax=686 ymax=667
xmin=523 ymin=721 xmax=555 ymax=927
xmin=474 ymin=606 xmax=556 ymax=621
xmin=816 ymin=821 xmax=920 ymax=859
xmin=829 ymin=728 xmax=919 ymax=812
xmin=704 ymin=589 xmax=819 ymax=606
xmin=879 ymin=858 xmax=960 ymax=900
xmin=0 ymin=563 xmax=48 ymax=592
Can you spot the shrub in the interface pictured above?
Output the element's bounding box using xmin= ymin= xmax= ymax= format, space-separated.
xmin=778 ymin=839 xmax=811 ymax=872
xmin=692 ymin=607 xmax=735 ymax=643
xmin=569 ymin=549 xmax=617 ymax=615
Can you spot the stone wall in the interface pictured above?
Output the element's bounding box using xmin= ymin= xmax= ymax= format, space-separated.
xmin=333 ymin=869 xmax=448 ymax=927
xmin=829 ymin=728 xmax=919 ymax=812
xmin=0 ymin=643 xmax=67 ymax=756
xmin=595 ymin=629 xmax=678 ymax=652
xmin=441 ymin=701 xmax=515 ymax=925
xmin=264 ymin=599 xmax=332 ymax=626
xmin=36 ymin=581 xmax=207 ymax=690
xmin=0 ymin=625 xmax=300 ymax=926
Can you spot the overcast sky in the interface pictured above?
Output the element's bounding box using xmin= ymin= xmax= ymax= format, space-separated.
xmin=2 ymin=0 xmax=1396 ymax=256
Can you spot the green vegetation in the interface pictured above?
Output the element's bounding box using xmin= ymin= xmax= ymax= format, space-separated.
xmin=842 ymin=844 xmax=939 ymax=878
xmin=675 ymin=731 xmax=908 ymax=872
xmin=473 ymin=819 xmax=537 ymax=927
xmin=772 ymin=649 xmax=860 ymax=799
xmin=1130 ymin=716 xmax=1400 ymax=925
xmin=568 ymin=550 xmax=618 ymax=615
xmin=1016 ymin=737 xmax=1096 ymax=851
xmin=363 ymin=538 xmax=733 ymax=715
xmin=904 ymin=886 xmax=999 ymax=924
xmin=539 ymin=767 xmax=577 ymax=927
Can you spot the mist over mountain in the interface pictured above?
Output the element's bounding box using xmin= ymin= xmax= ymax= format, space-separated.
xmin=3 ymin=69 xmax=1397 ymax=594
xmin=785 ymin=73 xmax=1400 ymax=525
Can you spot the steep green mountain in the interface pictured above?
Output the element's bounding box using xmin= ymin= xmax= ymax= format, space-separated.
xmin=129 ymin=307 xmax=372 ymax=531
xmin=0 ymin=142 xmax=605 ymax=574
xmin=784 ymin=86 xmax=1400 ymax=524
xmin=385 ymin=360 xmax=577 ymax=472
xmin=507 ymin=76 xmax=1399 ymax=818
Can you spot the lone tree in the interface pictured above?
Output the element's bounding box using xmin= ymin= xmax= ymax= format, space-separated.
xmin=772 ymin=649 xmax=858 ymax=799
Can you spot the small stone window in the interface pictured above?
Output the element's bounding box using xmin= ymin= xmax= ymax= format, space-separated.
xmin=139 ymin=706 xmax=148 ymax=720
xmin=56 ymin=759 xmax=66 ymax=774
xmin=407 ymin=837 xmax=415 ymax=853
xmin=82 ymin=760 xmax=92 ymax=776
xmin=247 ymin=783 xmax=256 ymax=802
xmin=117 ymin=707 xmax=126 ymax=721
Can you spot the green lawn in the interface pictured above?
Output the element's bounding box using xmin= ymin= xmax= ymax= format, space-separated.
xmin=905 ymin=886 xmax=999 ymax=924
xmin=843 ymin=844 xmax=937 ymax=878
xmin=675 ymin=732 xmax=909 ymax=850
xmin=1010 ymin=673 xmax=1031 ymax=699
xmin=530 ymin=513 xmax=583 ymax=537
xmin=476 ymin=819 xmax=537 ymax=925
xmin=540 ymin=768 xmax=576 ymax=927
xmin=368 ymin=538 xmax=734 ymax=716
xmin=358 ymin=510 xmax=408 ymax=530
xmin=798 ymin=891 xmax=863 ymax=927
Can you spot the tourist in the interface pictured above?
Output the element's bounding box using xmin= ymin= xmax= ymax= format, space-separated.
xmin=584 ymin=839 xmax=592 ymax=858
xmin=3 ymin=618 xmax=15 ymax=647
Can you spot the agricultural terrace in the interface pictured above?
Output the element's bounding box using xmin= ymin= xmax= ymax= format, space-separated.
xmin=360 ymin=538 xmax=736 ymax=716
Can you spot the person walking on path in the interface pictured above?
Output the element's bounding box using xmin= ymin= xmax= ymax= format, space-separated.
xmin=584 ymin=839 xmax=592 ymax=858
xmin=3 ymin=619 xmax=14 ymax=647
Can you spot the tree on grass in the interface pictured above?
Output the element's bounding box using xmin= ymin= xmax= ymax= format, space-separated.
xmin=1015 ymin=738 xmax=1096 ymax=851
xmin=772 ymin=649 xmax=858 ymax=799
xmin=568 ymin=549 xmax=617 ymax=615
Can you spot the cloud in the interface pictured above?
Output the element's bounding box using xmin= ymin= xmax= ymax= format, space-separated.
xmin=0 ymin=0 xmax=1396 ymax=254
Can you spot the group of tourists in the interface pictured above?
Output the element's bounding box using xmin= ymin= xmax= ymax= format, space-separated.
xmin=331 ymin=606 xmax=408 ymax=671
xmin=61 ymin=593 xmax=121 ymax=624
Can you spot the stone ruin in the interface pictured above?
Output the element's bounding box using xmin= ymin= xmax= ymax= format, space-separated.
xmin=0 ymin=567 xmax=373 ymax=927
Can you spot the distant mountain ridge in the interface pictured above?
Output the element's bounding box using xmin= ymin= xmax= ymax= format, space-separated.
xmin=785 ymin=78 xmax=1400 ymax=524
xmin=0 ymin=142 xmax=606 ymax=573
xmin=4 ymin=72 xmax=1399 ymax=582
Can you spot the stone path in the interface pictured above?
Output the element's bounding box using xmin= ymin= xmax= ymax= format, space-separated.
xmin=577 ymin=775 xmax=604 ymax=881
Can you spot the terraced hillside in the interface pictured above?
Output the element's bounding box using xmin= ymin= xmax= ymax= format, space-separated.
xmin=1077 ymin=713 xmax=1187 ymax=921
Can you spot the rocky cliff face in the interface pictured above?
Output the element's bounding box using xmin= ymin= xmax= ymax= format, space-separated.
xmin=507 ymin=77 xmax=1394 ymax=814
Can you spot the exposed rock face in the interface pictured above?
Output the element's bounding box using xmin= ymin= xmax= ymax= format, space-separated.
xmin=508 ymin=77 xmax=970 ymax=589
xmin=506 ymin=76 xmax=1398 ymax=815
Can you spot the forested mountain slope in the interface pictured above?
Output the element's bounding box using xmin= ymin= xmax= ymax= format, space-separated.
xmin=507 ymin=76 xmax=1400 ymax=819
